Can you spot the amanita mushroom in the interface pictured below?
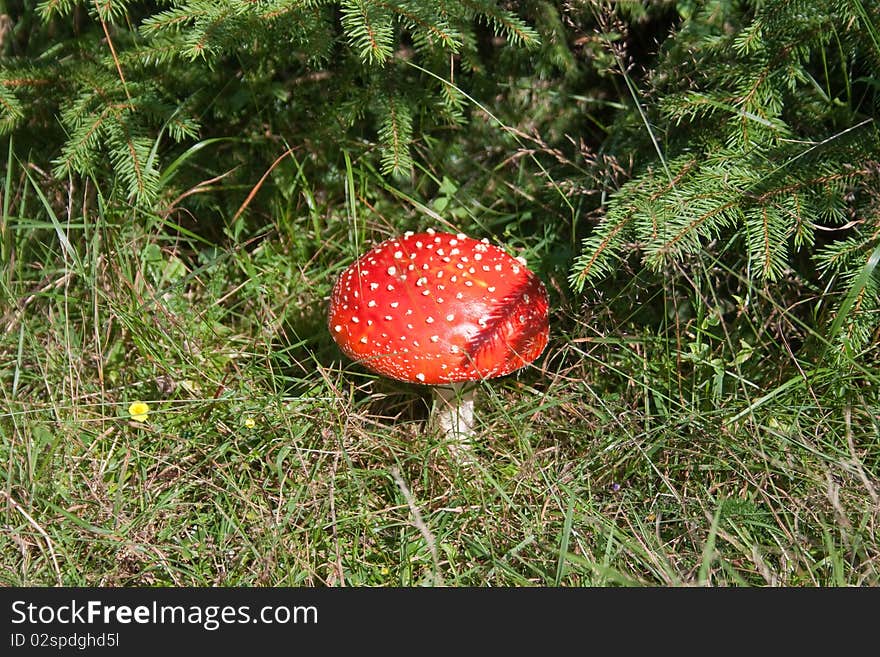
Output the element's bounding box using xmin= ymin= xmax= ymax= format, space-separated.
xmin=328 ymin=228 xmax=549 ymax=453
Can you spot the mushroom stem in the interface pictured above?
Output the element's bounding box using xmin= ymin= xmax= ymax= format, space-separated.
xmin=433 ymin=382 xmax=476 ymax=455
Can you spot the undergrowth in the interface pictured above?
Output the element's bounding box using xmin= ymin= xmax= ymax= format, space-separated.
xmin=0 ymin=1 xmax=878 ymax=587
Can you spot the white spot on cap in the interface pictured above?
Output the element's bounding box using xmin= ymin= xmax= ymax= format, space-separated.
xmin=474 ymin=253 xmax=482 ymax=261
xmin=516 ymin=256 xmax=527 ymax=265
xmin=430 ymin=335 xmax=439 ymax=343
xmin=427 ymin=227 xmax=436 ymax=235
xmin=390 ymin=301 xmax=399 ymax=308
xmin=446 ymin=313 xmax=454 ymax=321
xmin=422 ymin=290 xmax=430 ymax=296
xmin=360 ymin=336 xmax=368 ymax=344
xmin=416 ymin=373 xmax=425 ymax=381
xmin=368 ymin=300 xmax=377 ymax=307
xmin=394 ymin=251 xmax=403 ymax=259
xmin=351 ymin=317 xmax=360 ymax=323
xmin=387 ymin=284 xmax=395 ymax=291
xmin=456 ymin=233 xmax=466 ymax=240
xmin=370 ymin=283 xmax=379 ymax=290
xmin=450 ymin=345 xmax=460 ymax=353
xmin=488 ymin=286 xmax=496 ymax=292
xmin=387 ymin=266 xmax=397 ymax=276
xmin=426 ymin=317 xmax=434 ymax=323
xmin=384 ymin=315 xmax=393 ymax=321
xmin=334 ymin=325 xmax=342 ymax=332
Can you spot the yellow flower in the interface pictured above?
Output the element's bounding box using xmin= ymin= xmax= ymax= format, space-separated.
xmin=243 ymin=416 xmax=256 ymax=429
xmin=128 ymin=401 xmax=150 ymax=422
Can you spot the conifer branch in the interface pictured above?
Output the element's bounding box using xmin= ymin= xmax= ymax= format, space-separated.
xmin=572 ymin=0 xmax=880 ymax=352
xmin=95 ymin=3 xmax=132 ymax=104
xmin=341 ymin=0 xmax=394 ymax=65
xmin=378 ymin=94 xmax=414 ymax=178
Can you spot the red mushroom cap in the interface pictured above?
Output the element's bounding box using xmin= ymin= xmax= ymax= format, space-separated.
xmin=328 ymin=229 xmax=549 ymax=384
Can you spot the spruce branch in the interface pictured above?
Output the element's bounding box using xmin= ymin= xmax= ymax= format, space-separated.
xmin=462 ymin=0 xmax=539 ymax=49
xmin=341 ymin=0 xmax=394 ymax=65
xmin=105 ymin=117 xmax=159 ymax=204
xmin=572 ymin=0 xmax=880 ymax=358
xmin=377 ymin=93 xmax=414 ymax=178
xmin=36 ymin=0 xmax=79 ymax=19
xmin=378 ymin=1 xmax=460 ymax=52
xmin=0 ymin=85 xmax=24 ymax=133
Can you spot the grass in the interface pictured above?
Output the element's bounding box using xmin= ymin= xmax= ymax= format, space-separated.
xmin=1 ymin=136 xmax=877 ymax=589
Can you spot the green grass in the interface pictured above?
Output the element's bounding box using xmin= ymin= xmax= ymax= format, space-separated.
xmin=1 ymin=140 xmax=877 ymax=589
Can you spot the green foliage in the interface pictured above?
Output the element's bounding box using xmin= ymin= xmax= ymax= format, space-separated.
xmin=340 ymin=0 xmax=395 ymax=65
xmin=3 ymin=2 xmax=880 ymax=587
xmin=570 ymin=0 xmax=880 ymax=359
xmin=5 ymin=1 xmax=877 ymax=361
xmin=2 ymin=0 xmax=541 ymax=199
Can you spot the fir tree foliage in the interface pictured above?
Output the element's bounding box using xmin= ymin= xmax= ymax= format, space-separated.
xmin=570 ymin=0 xmax=880 ymax=358
xmin=3 ymin=0 xmax=540 ymax=195
xmin=340 ymin=0 xmax=395 ymax=65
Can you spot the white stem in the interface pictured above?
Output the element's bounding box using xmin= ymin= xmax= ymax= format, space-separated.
xmin=433 ymin=382 xmax=476 ymax=458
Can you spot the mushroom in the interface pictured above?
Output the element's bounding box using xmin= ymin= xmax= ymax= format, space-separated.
xmin=328 ymin=228 xmax=550 ymax=456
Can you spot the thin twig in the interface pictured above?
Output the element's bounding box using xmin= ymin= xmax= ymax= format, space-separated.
xmin=231 ymin=147 xmax=298 ymax=225
xmin=95 ymin=3 xmax=132 ymax=104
